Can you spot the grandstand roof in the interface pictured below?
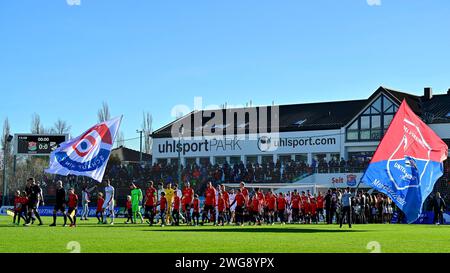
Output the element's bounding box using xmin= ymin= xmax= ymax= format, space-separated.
xmin=111 ymin=146 xmax=152 ymax=163
xmin=152 ymin=86 xmax=450 ymax=138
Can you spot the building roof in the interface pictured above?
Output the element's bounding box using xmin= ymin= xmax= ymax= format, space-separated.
xmin=421 ymin=93 xmax=450 ymax=124
xmin=152 ymin=86 xmax=450 ymax=138
xmin=111 ymin=146 xmax=152 ymax=162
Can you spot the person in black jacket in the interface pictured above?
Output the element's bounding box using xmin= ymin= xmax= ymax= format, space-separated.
xmin=50 ymin=180 xmax=67 ymax=227
xmin=325 ymin=189 xmax=333 ymax=224
xmin=24 ymin=178 xmax=44 ymax=226
xmin=433 ymin=192 xmax=447 ymax=225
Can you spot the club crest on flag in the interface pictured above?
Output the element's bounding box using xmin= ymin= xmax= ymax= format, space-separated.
xmin=386 ymin=118 xmax=432 ymax=191
xmin=45 ymin=116 xmax=122 ymax=182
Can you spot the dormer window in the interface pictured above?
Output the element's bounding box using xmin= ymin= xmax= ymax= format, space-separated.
xmin=346 ymin=95 xmax=398 ymax=141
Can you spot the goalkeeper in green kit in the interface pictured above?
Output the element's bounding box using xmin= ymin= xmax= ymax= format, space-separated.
xmin=130 ymin=183 xmax=144 ymax=224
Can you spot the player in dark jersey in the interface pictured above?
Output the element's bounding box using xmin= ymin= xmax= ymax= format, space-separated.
xmin=24 ymin=178 xmax=44 ymax=226
xmin=159 ymin=192 xmax=168 ymax=227
xmin=50 ymin=181 xmax=67 ymax=227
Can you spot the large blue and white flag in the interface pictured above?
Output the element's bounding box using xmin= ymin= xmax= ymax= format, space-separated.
xmin=46 ymin=116 xmax=122 ymax=182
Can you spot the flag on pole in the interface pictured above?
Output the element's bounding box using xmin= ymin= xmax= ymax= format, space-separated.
xmin=45 ymin=116 xmax=122 ymax=182
xmin=362 ymin=100 xmax=448 ymax=223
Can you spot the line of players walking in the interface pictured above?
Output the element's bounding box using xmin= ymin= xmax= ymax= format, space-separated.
xmin=12 ymin=177 xmax=378 ymax=229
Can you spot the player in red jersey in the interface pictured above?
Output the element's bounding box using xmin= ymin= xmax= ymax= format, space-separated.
xmin=256 ymin=188 xmax=265 ymax=214
xmin=202 ymin=182 xmax=217 ymax=226
xmin=18 ymin=191 xmax=29 ymax=225
xmin=263 ymin=190 xmax=270 ymax=223
xmin=125 ymin=195 xmax=133 ymax=224
xmin=96 ymin=192 xmax=105 ymax=224
xmin=13 ymin=190 xmax=24 ymax=225
xmin=217 ymin=192 xmax=226 ymax=226
xmin=144 ymin=181 xmax=157 ymax=226
xmin=67 ymin=188 xmax=79 ymax=227
xmin=240 ymin=182 xmax=249 ymax=202
xmin=192 ymin=194 xmax=201 ymax=226
xmin=172 ymin=191 xmax=181 ymax=226
xmin=304 ymin=198 xmax=312 ymax=224
xmin=266 ymin=190 xmax=277 ymax=225
xmin=250 ymin=195 xmax=262 ymax=225
xmin=310 ymin=197 xmax=318 ymax=224
xmin=316 ymin=192 xmax=325 ymax=223
xmin=220 ymin=185 xmax=230 ymax=224
xmin=291 ymin=190 xmax=301 ymax=224
xmin=231 ymin=189 xmax=246 ymax=226
xmin=300 ymin=191 xmax=309 ymax=223
xmin=182 ymin=182 xmax=195 ymax=225
xmin=277 ymin=193 xmax=287 ymax=225
xmin=159 ymin=192 xmax=168 ymax=227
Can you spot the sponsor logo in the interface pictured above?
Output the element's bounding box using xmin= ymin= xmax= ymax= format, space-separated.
xmin=257 ymin=136 xmax=337 ymax=153
xmin=347 ymin=175 xmax=357 ymax=187
xmin=158 ymin=138 xmax=242 ymax=155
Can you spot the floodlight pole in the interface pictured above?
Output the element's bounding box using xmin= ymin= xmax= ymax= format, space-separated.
xmin=2 ymin=144 xmax=7 ymax=207
xmin=137 ymin=130 xmax=143 ymax=163
xmin=177 ymin=125 xmax=184 ymax=190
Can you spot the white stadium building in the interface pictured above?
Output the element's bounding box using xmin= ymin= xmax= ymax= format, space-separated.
xmin=151 ymin=86 xmax=450 ymax=191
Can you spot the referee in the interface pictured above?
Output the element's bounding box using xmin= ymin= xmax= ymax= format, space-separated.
xmin=50 ymin=181 xmax=67 ymax=227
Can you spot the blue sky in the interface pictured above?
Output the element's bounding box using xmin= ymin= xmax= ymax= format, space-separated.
xmin=1 ymin=0 xmax=449 ymax=150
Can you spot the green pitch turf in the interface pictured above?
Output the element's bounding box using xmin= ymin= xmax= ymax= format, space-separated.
xmin=0 ymin=216 xmax=449 ymax=253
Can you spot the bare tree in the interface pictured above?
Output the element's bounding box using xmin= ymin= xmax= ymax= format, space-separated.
xmin=1 ymin=118 xmax=13 ymax=192
xmin=1 ymin=118 xmax=12 ymax=152
xmin=31 ymin=113 xmax=43 ymax=134
xmin=142 ymin=112 xmax=153 ymax=154
xmin=98 ymin=102 xmax=111 ymax=123
xmin=115 ymin=131 xmax=125 ymax=148
xmin=52 ymin=119 xmax=71 ymax=135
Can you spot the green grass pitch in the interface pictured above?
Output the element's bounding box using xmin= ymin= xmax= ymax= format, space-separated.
xmin=0 ymin=216 xmax=449 ymax=253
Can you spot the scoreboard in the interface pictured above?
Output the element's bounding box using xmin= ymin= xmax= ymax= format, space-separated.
xmin=14 ymin=134 xmax=68 ymax=156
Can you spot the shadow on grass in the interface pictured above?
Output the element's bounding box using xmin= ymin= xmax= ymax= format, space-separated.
xmin=143 ymin=227 xmax=368 ymax=234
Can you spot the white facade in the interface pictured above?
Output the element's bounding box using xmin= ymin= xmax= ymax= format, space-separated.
xmin=152 ymin=92 xmax=450 ymax=165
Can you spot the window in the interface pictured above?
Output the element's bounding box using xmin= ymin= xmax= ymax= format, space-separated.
xmin=384 ymin=114 xmax=394 ymax=129
xmin=346 ymin=95 xmax=398 ymax=141
xmin=372 ymin=97 xmax=382 ymax=113
xmin=347 ymin=120 xmax=359 ymax=140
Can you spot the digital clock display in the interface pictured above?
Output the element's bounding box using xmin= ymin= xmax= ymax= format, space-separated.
xmin=15 ymin=134 xmax=68 ymax=156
